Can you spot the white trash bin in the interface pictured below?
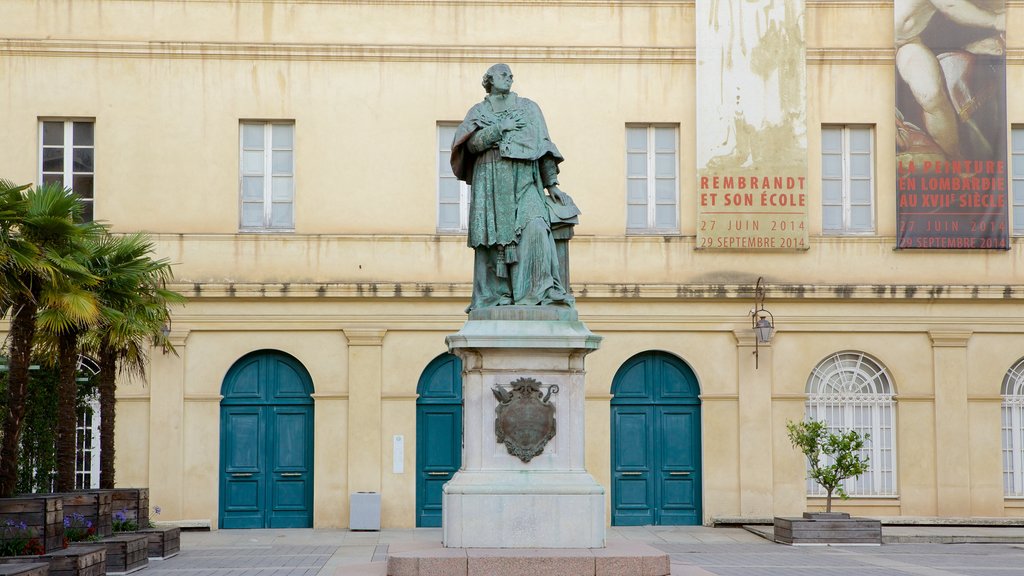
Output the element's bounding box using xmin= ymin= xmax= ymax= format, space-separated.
xmin=349 ymin=492 xmax=381 ymax=531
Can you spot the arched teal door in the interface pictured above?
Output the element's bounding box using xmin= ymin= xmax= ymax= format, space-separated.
xmin=611 ymin=351 xmax=702 ymax=525
xmin=220 ymin=350 xmax=314 ymax=529
xmin=415 ymin=353 xmax=463 ymax=527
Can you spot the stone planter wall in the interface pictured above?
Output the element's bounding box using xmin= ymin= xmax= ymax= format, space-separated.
xmin=0 ymin=496 xmax=64 ymax=553
xmin=108 ymin=490 xmax=147 ymax=531
xmin=55 ymin=493 xmax=112 ymax=539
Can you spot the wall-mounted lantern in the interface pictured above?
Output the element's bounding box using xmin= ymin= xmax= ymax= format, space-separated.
xmin=750 ymin=276 xmax=775 ymax=369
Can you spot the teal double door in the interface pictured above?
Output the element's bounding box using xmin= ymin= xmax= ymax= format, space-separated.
xmin=611 ymin=351 xmax=702 ymax=525
xmin=220 ymin=351 xmax=314 ymax=529
xmin=415 ymin=354 xmax=463 ymax=527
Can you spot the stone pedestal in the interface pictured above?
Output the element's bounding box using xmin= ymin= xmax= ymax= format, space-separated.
xmin=443 ymin=307 xmax=604 ymax=548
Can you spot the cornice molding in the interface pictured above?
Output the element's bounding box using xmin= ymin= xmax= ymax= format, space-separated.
xmin=311 ymin=393 xmax=349 ymax=400
xmin=183 ymin=394 xmax=224 ymax=402
xmin=0 ymin=39 xmax=693 ymax=64
xmin=16 ymin=39 xmax=1024 ymax=67
xmin=699 ymin=394 xmax=739 ymax=400
xmin=343 ymin=328 xmax=387 ymax=346
xmin=929 ymin=330 xmax=973 ymax=347
xmin=168 ymin=282 xmax=1024 ymax=302
xmin=895 ymin=394 xmax=935 ymax=402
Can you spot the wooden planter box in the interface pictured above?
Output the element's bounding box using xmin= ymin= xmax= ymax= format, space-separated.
xmin=42 ymin=545 xmax=105 ymax=576
xmin=0 ymin=562 xmax=49 ymax=576
xmin=56 ymin=492 xmax=112 ymax=539
xmin=73 ymin=535 xmax=147 ymax=575
xmin=136 ymin=526 xmax=179 ymax=560
xmin=0 ymin=496 xmax=64 ymax=553
xmin=773 ymin=513 xmax=881 ymax=545
xmin=109 ymin=490 xmax=148 ymax=531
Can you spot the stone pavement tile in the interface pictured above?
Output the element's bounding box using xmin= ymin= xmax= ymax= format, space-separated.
xmin=330 ymin=546 xmax=376 ymax=558
xmin=332 ymin=563 xmax=386 ymax=576
xmin=378 ymin=529 xmax=442 ymax=544
xmin=669 ymin=565 xmax=718 ymax=576
xmin=384 ymin=541 xmax=447 ymax=555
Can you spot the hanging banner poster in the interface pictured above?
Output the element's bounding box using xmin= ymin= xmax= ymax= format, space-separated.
xmin=895 ymin=0 xmax=1008 ymax=249
xmin=696 ymin=0 xmax=809 ymax=250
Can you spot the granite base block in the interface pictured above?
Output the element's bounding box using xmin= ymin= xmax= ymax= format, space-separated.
xmin=442 ymin=471 xmax=604 ymax=548
xmin=386 ymin=541 xmax=669 ymax=576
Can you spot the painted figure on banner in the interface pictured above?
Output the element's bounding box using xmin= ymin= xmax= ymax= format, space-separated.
xmin=895 ymin=0 xmax=1005 ymax=165
xmin=451 ymin=64 xmax=578 ymax=312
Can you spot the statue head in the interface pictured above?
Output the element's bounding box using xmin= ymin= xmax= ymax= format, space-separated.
xmin=482 ymin=63 xmax=513 ymax=94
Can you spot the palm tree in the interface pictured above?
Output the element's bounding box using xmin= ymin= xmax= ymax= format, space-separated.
xmin=84 ymin=233 xmax=184 ymax=489
xmin=0 ymin=183 xmax=97 ymax=497
xmin=35 ymin=226 xmax=104 ymax=492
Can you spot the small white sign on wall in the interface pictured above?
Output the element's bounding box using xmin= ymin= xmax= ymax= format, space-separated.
xmin=393 ymin=435 xmax=405 ymax=474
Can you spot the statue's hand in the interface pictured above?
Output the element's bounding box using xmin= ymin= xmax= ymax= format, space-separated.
xmin=548 ymin=185 xmax=569 ymax=205
xmin=499 ymin=112 xmax=527 ymax=133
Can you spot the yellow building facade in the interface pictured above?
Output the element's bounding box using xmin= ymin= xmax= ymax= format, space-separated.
xmin=3 ymin=0 xmax=1024 ymax=528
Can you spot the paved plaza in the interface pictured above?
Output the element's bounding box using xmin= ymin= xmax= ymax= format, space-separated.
xmin=142 ymin=526 xmax=1024 ymax=576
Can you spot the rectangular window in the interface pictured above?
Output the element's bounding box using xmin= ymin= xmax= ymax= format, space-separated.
xmin=626 ymin=125 xmax=678 ymax=233
xmin=437 ymin=123 xmax=470 ymax=233
xmin=240 ymin=122 xmax=294 ymax=231
xmin=822 ymin=125 xmax=874 ymax=234
xmin=1011 ymin=126 xmax=1024 ymax=235
xmin=40 ymin=120 xmax=95 ymax=222
xmin=75 ymin=396 xmax=100 ymax=490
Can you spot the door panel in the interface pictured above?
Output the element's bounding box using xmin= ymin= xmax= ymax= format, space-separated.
xmin=221 ymin=407 xmax=265 ymax=528
xmin=416 ymin=405 xmax=461 ymax=527
xmin=268 ymin=405 xmax=313 ymax=527
xmin=611 ymin=407 xmax=655 ymax=525
xmin=658 ymin=405 xmax=701 ymax=525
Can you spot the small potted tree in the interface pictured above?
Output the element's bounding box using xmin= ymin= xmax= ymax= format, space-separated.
xmin=773 ymin=419 xmax=881 ymax=545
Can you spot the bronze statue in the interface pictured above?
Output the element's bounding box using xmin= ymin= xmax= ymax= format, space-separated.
xmin=451 ymin=64 xmax=578 ymax=313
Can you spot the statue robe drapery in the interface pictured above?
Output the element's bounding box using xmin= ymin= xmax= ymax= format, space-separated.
xmin=451 ymin=92 xmax=574 ymax=311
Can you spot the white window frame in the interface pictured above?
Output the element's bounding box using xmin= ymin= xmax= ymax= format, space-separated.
xmin=821 ymin=125 xmax=875 ymax=235
xmin=75 ymin=394 xmax=101 ymax=490
xmin=437 ymin=122 xmax=470 ymax=233
xmin=1010 ymin=126 xmax=1024 ymax=235
xmin=1001 ymin=359 xmax=1024 ymax=496
xmin=805 ymin=351 xmax=897 ymax=497
xmin=239 ymin=121 xmax=295 ymax=232
xmin=626 ymin=124 xmax=679 ymax=234
xmin=39 ymin=119 xmax=95 ymax=222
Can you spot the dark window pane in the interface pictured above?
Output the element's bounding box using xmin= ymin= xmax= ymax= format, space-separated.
xmin=80 ymin=200 xmax=93 ymax=223
xmin=73 ymin=122 xmax=94 ymax=146
xmin=43 ymin=122 xmax=63 ymax=145
xmin=73 ymin=148 xmax=94 ymax=172
xmin=43 ymin=148 xmax=63 ymax=172
xmin=73 ymin=175 xmax=93 ymax=199
xmin=42 ymin=173 xmax=64 ymax=186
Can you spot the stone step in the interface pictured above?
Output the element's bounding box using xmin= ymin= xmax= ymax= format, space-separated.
xmin=386 ymin=541 xmax=669 ymax=576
